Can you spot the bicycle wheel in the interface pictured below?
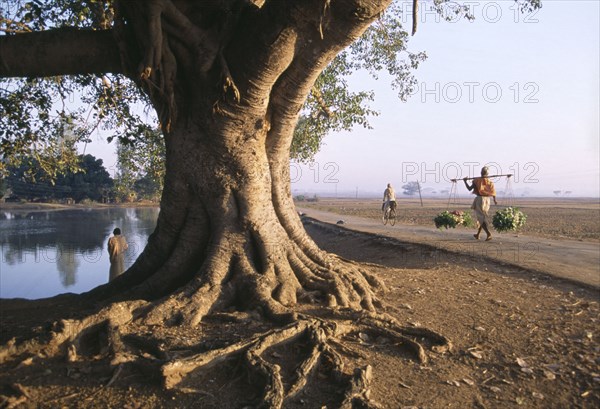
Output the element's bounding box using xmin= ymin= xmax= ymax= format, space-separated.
xmin=382 ymin=209 xmax=388 ymax=225
xmin=389 ymin=208 xmax=396 ymax=226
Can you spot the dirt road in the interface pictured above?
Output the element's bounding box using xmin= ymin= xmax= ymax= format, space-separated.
xmin=297 ymin=206 xmax=600 ymax=289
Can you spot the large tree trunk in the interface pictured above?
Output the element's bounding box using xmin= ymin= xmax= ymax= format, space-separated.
xmin=80 ymin=0 xmax=392 ymax=326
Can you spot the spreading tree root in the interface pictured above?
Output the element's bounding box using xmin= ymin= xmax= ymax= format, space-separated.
xmin=160 ymin=311 xmax=450 ymax=408
xmin=0 ymin=300 xmax=148 ymax=366
xmin=1 ymin=299 xmax=450 ymax=408
xmin=139 ymin=234 xmax=390 ymax=329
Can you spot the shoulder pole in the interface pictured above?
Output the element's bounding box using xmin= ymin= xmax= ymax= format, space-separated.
xmin=451 ymin=174 xmax=513 ymax=182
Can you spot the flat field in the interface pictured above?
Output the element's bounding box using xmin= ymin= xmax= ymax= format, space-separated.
xmin=297 ymin=197 xmax=600 ymax=242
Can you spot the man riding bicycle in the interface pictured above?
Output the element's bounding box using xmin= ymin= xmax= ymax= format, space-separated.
xmin=382 ymin=183 xmax=397 ymax=214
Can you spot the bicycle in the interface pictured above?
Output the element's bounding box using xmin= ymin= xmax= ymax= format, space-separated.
xmin=382 ymin=201 xmax=397 ymax=226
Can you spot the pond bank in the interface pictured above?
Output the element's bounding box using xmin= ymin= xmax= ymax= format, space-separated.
xmin=0 ymin=201 xmax=159 ymax=212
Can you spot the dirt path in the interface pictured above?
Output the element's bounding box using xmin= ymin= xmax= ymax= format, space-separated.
xmin=297 ymin=207 xmax=600 ymax=289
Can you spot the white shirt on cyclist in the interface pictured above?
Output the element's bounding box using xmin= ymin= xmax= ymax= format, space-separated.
xmin=383 ymin=184 xmax=396 ymax=211
xmin=383 ymin=187 xmax=396 ymax=202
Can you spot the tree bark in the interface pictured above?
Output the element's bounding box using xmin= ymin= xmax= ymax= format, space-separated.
xmin=0 ymin=0 xmax=393 ymax=323
xmin=0 ymin=29 xmax=122 ymax=77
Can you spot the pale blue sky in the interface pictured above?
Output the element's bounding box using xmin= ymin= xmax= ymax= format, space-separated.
xmin=291 ymin=0 xmax=600 ymax=197
xmin=87 ymin=1 xmax=599 ymax=197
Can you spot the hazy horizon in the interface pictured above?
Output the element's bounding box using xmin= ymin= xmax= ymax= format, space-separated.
xmin=290 ymin=188 xmax=600 ymax=200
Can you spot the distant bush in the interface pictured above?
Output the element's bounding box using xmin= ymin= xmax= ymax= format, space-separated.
xmin=295 ymin=195 xmax=306 ymax=202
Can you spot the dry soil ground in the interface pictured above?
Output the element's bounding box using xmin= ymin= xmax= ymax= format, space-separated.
xmin=0 ymin=199 xmax=598 ymax=408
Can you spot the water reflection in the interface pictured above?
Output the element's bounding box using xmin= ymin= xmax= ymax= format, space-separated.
xmin=56 ymin=243 xmax=79 ymax=287
xmin=0 ymin=207 xmax=159 ymax=299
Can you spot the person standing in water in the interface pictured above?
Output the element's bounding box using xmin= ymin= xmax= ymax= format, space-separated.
xmin=108 ymin=227 xmax=128 ymax=281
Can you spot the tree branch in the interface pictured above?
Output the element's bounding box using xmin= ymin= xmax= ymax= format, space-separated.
xmin=310 ymin=86 xmax=334 ymax=119
xmin=0 ymin=29 xmax=122 ymax=78
xmin=412 ymin=0 xmax=418 ymax=36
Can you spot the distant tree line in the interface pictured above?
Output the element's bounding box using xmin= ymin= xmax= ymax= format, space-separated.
xmin=2 ymin=130 xmax=165 ymax=204
xmin=4 ymin=154 xmax=113 ymax=203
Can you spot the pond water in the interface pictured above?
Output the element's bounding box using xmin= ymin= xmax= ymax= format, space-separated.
xmin=0 ymin=207 xmax=159 ymax=299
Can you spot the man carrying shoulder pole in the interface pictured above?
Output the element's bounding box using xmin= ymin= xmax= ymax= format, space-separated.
xmin=463 ymin=167 xmax=497 ymax=241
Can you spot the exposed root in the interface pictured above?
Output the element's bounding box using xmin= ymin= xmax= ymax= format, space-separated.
xmin=0 ymin=300 xmax=147 ymax=365
xmin=140 ymin=229 xmax=389 ymax=328
xmin=0 ymin=384 xmax=30 ymax=409
xmin=162 ymin=320 xmax=309 ymax=389
xmin=333 ymin=309 xmax=453 ymax=361
xmin=1 ymin=281 xmax=450 ymax=409
xmin=286 ymin=325 xmax=327 ymax=397
xmin=160 ymin=311 xmax=450 ymax=408
xmin=340 ymin=365 xmax=382 ymax=409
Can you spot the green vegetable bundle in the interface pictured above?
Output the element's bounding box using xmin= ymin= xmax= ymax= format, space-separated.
xmin=434 ymin=210 xmax=473 ymax=229
xmin=492 ymin=207 xmax=527 ymax=232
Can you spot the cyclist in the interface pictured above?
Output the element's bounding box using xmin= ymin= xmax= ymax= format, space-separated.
xmin=382 ymin=183 xmax=397 ymax=215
